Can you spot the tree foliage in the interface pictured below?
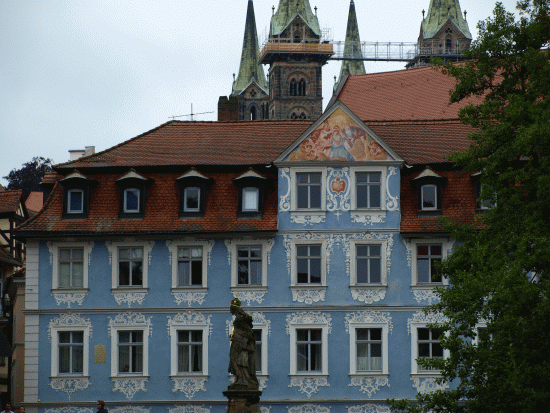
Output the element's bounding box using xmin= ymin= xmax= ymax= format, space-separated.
xmin=390 ymin=1 xmax=550 ymax=412
xmin=3 ymin=156 xmax=53 ymax=201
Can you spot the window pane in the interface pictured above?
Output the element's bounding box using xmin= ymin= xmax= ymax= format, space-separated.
xmin=422 ymin=185 xmax=436 ymax=209
xmin=417 ymin=258 xmax=430 ymax=283
xmin=131 ymin=261 xmax=143 ymax=286
xmin=119 ymin=262 xmax=130 ymax=286
xmin=249 ymin=260 xmax=261 ymax=285
xmin=297 ymin=259 xmax=309 ymax=284
xmin=178 ymin=261 xmax=190 ymax=286
xmin=125 ymin=189 xmax=140 ymax=212
xmin=370 ymin=328 xmax=382 ymax=341
xmin=309 ymin=185 xmax=321 ymax=209
xmin=310 ymin=329 xmax=322 ymax=341
xmin=369 ymin=258 xmax=381 ymax=283
xmin=59 ymin=346 xmax=70 ymax=373
xmin=432 ymin=342 xmax=444 ymax=357
xmin=72 ymin=263 xmax=84 ymax=287
xmin=191 ymin=261 xmax=202 ymax=285
xmin=431 ymin=245 xmax=442 ymax=255
xmin=310 ymin=343 xmax=321 ymax=371
xmin=72 ymin=248 xmax=84 ymax=261
xmin=297 ymin=185 xmax=309 ymax=209
xmin=357 ymin=259 xmax=369 ymax=283
xmin=73 ymin=346 xmax=84 ymax=373
xmin=191 ymin=248 xmax=202 ymax=258
xmin=418 ymin=328 xmax=430 ymax=340
xmin=178 ymin=343 xmax=189 ymax=372
xmin=185 ymin=187 xmax=200 ymax=211
xmin=309 ymin=258 xmax=321 ymax=283
xmin=238 ymin=262 xmax=249 ymax=284
xmin=297 ymin=343 xmax=308 ymax=371
xmin=418 ymin=343 xmax=430 ymax=357
xmin=68 ymin=190 xmax=83 ymax=212
xmin=243 ymin=187 xmax=259 ymax=211
xmin=59 ymin=249 xmax=72 ymax=261
xmin=59 ymin=263 xmax=71 ymax=287
xmin=133 ymin=345 xmax=143 ymax=372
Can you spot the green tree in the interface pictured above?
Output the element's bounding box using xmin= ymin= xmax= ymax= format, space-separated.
xmin=3 ymin=156 xmax=53 ymax=201
xmin=390 ymin=1 xmax=550 ymax=412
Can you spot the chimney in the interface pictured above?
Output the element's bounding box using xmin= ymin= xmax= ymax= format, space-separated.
xmin=69 ymin=146 xmax=95 ymax=161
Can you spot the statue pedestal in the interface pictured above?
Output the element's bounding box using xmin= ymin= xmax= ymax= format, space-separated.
xmin=223 ymin=388 xmax=262 ymax=413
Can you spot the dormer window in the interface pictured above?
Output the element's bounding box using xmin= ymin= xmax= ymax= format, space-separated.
xmin=176 ymin=169 xmax=213 ymax=219
xmin=59 ymin=171 xmax=97 ymax=219
xmin=471 ymin=173 xmax=496 ymax=213
xmin=115 ymin=170 xmax=153 ymax=219
xmin=233 ymin=169 xmax=268 ymax=218
xmin=123 ymin=188 xmax=141 ymax=213
xmin=242 ymin=187 xmax=260 ymax=212
xmin=413 ymin=167 xmax=447 ymax=217
xmin=67 ymin=189 xmax=84 ymax=214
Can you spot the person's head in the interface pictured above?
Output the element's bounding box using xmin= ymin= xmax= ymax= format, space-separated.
xmin=18 ymin=407 xmax=24 ymax=413
xmin=4 ymin=403 xmax=11 ymax=411
xmin=96 ymin=400 xmax=105 ymax=409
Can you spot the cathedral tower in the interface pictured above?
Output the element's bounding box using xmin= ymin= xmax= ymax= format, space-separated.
xmin=408 ymin=0 xmax=472 ymax=67
xmin=335 ymin=0 xmax=366 ymax=91
xmin=259 ymin=0 xmax=333 ymax=120
xmin=231 ymin=0 xmax=269 ymax=120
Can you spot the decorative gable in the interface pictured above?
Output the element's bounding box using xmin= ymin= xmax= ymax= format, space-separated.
xmin=277 ymin=102 xmax=401 ymax=163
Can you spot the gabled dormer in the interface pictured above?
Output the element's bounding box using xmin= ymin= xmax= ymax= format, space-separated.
xmin=412 ymin=167 xmax=448 ymax=216
xmin=115 ymin=170 xmax=153 ymax=219
xmin=233 ymin=168 xmax=269 ymax=218
xmin=176 ymin=169 xmax=213 ymax=219
xmin=59 ymin=171 xmax=98 ymax=219
xmin=275 ymin=100 xmax=403 ymax=226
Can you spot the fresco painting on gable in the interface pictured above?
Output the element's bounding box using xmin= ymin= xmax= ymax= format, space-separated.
xmin=289 ymin=108 xmax=391 ymax=161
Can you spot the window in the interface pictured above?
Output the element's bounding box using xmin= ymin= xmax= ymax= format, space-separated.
xmin=118 ymin=247 xmax=143 ymax=287
xmin=67 ymin=189 xmax=84 ymax=214
xmin=124 ymin=188 xmax=140 ymax=213
xmin=177 ymin=330 xmax=203 ymax=373
xmin=296 ymin=245 xmax=321 ymax=284
xmin=416 ymin=244 xmax=442 ymax=283
xmin=416 ymin=328 xmax=443 ymax=372
xmin=355 ymin=328 xmax=382 ymax=372
xmin=356 ymin=245 xmax=381 ymax=284
xmin=227 ymin=239 xmax=272 ymax=289
xmin=287 ymin=312 xmax=330 ymax=376
xmin=237 ymin=246 xmax=262 ymax=285
xmin=118 ymin=331 xmax=143 ymax=373
xmin=178 ymin=247 xmax=203 ymax=286
xmin=290 ymin=78 xmax=297 ymax=96
xmin=49 ymin=314 xmax=91 ymax=378
xmin=116 ymin=170 xmax=152 ymax=219
xmin=242 ymin=187 xmax=259 ymax=212
xmin=421 ymin=185 xmax=437 ymax=210
xmin=58 ymin=248 xmax=84 ymax=288
xmin=168 ymin=314 xmax=210 ymax=378
xmin=410 ymin=239 xmax=451 ymax=287
xmin=296 ymin=172 xmax=322 ymax=209
xmin=356 ymin=172 xmax=381 ymax=209
xmin=253 ymin=329 xmax=263 ymax=374
xmin=347 ymin=310 xmax=391 ymax=376
xmin=107 ymin=241 xmax=153 ymax=290
xmin=183 ymin=187 xmax=201 ymax=212
xmin=58 ymin=331 xmax=83 ymax=374
xmin=167 ymin=240 xmax=210 ymax=290
xmin=49 ymin=242 xmax=93 ymax=291
xmin=296 ymin=329 xmax=322 ymax=372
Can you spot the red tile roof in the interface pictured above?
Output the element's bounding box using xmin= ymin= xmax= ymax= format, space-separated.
xmin=367 ymin=119 xmax=474 ymax=164
xmin=334 ymin=66 xmax=483 ymax=121
xmin=25 ymin=191 xmax=43 ymax=214
xmin=18 ymin=169 xmax=280 ymax=235
xmin=400 ymin=168 xmax=478 ymax=234
xmin=56 ymin=120 xmax=312 ymax=169
xmin=0 ymin=190 xmax=23 ymax=215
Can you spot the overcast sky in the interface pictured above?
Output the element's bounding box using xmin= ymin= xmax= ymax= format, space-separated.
xmin=0 ymin=0 xmax=518 ymax=186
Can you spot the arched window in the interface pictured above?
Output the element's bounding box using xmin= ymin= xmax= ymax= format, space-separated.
xmin=298 ymin=78 xmax=306 ymax=96
xmin=299 ymin=112 xmax=307 ymax=119
xmin=290 ymin=112 xmax=298 ymax=119
xmin=250 ymin=106 xmax=257 ymax=120
xmin=289 ymin=78 xmax=298 ymax=96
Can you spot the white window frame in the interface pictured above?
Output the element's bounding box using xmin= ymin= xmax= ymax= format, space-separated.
xmin=291 ymin=168 xmax=327 ymax=213
xmin=349 ymin=324 xmax=389 ymax=376
xmin=227 ymin=240 xmax=270 ymax=289
xmin=350 ymin=167 xmax=387 ymax=212
xmin=169 ymin=324 xmax=209 ymax=378
xmin=290 ymin=239 xmax=327 ymax=287
xmin=410 ymin=324 xmax=449 ymax=375
xmin=420 ymin=184 xmax=438 ymax=211
xmin=167 ymin=240 xmax=209 ymax=290
xmin=242 ymin=187 xmax=260 ymax=212
xmin=123 ymin=188 xmax=141 ymax=213
xmin=349 ymin=239 xmax=388 ymax=286
xmin=67 ymin=189 xmax=84 ymax=214
xmin=50 ymin=325 xmax=90 ymax=378
xmin=253 ymin=323 xmax=269 ymax=376
xmin=110 ymin=325 xmax=150 ymax=378
xmin=107 ymin=240 xmax=153 ymax=290
xmin=410 ymin=239 xmax=451 ymax=287
xmin=49 ymin=242 xmax=93 ymax=291
xmin=288 ymin=324 xmax=329 ymax=376
xmin=183 ymin=187 xmax=201 ymax=212
xmin=473 ymin=322 xmax=488 ymax=346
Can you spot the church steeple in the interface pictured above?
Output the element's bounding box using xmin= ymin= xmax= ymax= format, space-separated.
xmin=232 ymin=0 xmax=268 ymax=96
xmin=270 ymin=0 xmax=321 ymax=38
xmin=421 ymin=0 xmax=471 ymax=40
xmin=335 ymin=0 xmax=366 ymax=90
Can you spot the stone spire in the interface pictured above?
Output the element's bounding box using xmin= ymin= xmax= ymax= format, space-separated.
xmin=232 ymin=0 xmax=268 ymax=96
xmin=335 ymin=0 xmax=366 ymax=90
xmin=270 ymin=0 xmax=321 ymax=37
xmin=421 ymin=0 xmax=472 ymax=40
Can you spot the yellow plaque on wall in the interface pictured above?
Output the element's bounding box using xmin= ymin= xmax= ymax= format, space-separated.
xmin=94 ymin=343 xmax=107 ymax=364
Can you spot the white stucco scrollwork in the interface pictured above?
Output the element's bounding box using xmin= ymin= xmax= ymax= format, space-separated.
xmin=345 ymin=310 xmax=393 ymax=334
xmin=166 ymin=311 xmax=213 ymax=337
xmin=288 ymin=405 xmax=330 ymax=413
xmin=113 ymin=292 xmax=147 ymax=307
xmin=52 ymin=292 xmax=88 ymax=308
xmin=48 ymin=314 xmax=93 ymax=341
xmin=112 ymin=377 xmax=148 ymax=399
xmin=291 ymin=288 xmax=326 ymax=304
xmin=348 ymin=404 xmax=391 ymax=413
xmin=411 ymin=376 xmax=449 ymax=393
xmin=172 ymin=377 xmax=208 ymax=399
xmin=327 ymin=167 xmax=351 ymax=212
xmin=350 ymin=288 xmax=386 ymax=304
xmin=407 ymin=311 xmax=448 ymax=334
xmin=49 ymin=378 xmax=91 ymax=400
xmin=286 ymin=311 xmax=332 ymax=334
xmin=288 ymin=376 xmax=330 ymax=398
xmin=349 ymin=376 xmax=390 ymax=398
xmin=279 ymin=168 xmax=292 ymax=212
xmin=386 ymin=166 xmax=399 ymax=211
xmin=173 ymin=292 xmax=208 ymax=306
xmin=412 ymin=288 xmax=441 ymax=304
xmin=168 ymin=406 xmax=210 ymax=413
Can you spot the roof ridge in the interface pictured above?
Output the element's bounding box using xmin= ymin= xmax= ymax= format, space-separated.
xmin=365 ymin=118 xmax=464 ymax=124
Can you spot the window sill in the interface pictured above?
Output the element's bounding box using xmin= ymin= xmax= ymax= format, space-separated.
xmin=170 ymin=374 xmax=209 ymax=379
xmin=51 ymin=375 xmax=90 ymax=379
xmin=231 ymin=285 xmax=267 ymax=291
xmin=52 ymin=288 xmax=89 ymax=293
xmin=112 ymin=287 xmax=149 ymax=292
xmin=172 ymin=287 xmax=207 ymax=292
xmin=350 ymin=373 xmax=388 ymax=377
xmin=111 ymin=374 xmax=150 ymax=379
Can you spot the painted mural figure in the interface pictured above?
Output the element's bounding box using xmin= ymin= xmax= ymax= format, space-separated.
xmin=228 ymin=298 xmax=259 ymax=390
